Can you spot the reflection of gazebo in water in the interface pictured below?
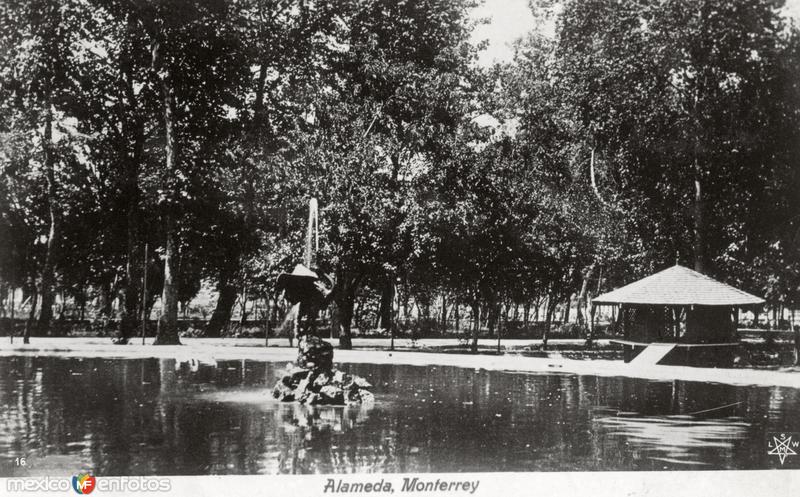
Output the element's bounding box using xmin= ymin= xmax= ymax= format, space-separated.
xmin=592 ymin=265 xmax=764 ymax=367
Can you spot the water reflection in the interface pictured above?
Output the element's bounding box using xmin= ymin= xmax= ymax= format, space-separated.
xmin=594 ymin=415 xmax=749 ymax=467
xmin=1 ymin=356 xmax=799 ymax=476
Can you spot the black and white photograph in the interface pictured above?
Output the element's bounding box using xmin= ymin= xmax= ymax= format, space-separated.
xmin=1 ymin=0 xmax=800 ymax=495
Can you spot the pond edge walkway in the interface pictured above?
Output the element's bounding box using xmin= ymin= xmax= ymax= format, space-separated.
xmin=1 ymin=337 xmax=798 ymax=389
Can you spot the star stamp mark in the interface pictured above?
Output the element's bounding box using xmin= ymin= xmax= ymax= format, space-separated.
xmin=767 ymin=433 xmax=799 ymax=466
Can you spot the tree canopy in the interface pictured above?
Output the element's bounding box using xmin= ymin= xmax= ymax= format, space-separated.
xmin=1 ymin=0 xmax=798 ymax=345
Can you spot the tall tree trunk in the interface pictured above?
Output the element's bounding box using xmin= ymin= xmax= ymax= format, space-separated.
xmin=9 ymin=287 xmax=15 ymax=339
xmin=378 ymin=275 xmax=393 ymax=331
xmin=252 ymin=60 xmax=272 ymax=134
xmin=155 ymin=219 xmax=180 ymax=345
xmin=37 ymin=101 xmax=61 ymax=337
xmin=116 ymin=36 xmax=145 ymax=344
xmin=57 ymin=289 xmax=65 ymax=321
xmin=23 ymin=280 xmax=37 ymax=344
xmin=576 ymin=263 xmax=597 ymax=327
xmin=454 ymin=298 xmax=460 ymax=334
xmin=96 ymin=279 xmax=113 ymax=335
xmin=78 ymin=286 xmax=85 ymax=321
xmin=0 ymin=283 xmax=6 ymax=319
xmin=440 ymin=293 xmax=448 ymax=332
xmin=470 ymin=303 xmax=481 ymax=353
xmin=239 ymin=284 xmax=248 ymax=328
xmin=486 ymin=301 xmax=494 ymax=336
xmin=143 ymin=260 xmax=160 ymax=323
xmin=585 ymin=305 xmax=597 ymax=348
xmin=117 ymin=200 xmax=140 ymax=343
xmin=523 ymin=302 xmax=530 ymax=331
xmin=693 ymin=158 xmax=706 ymax=273
xmin=402 ymin=281 xmax=409 ymax=322
xmin=153 ymin=42 xmax=180 ymax=345
xmin=794 ymin=325 xmax=800 ymax=366
xmin=332 ymin=272 xmax=359 ymax=349
xmin=144 ymin=290 xmax=157 ymax=324
xmin=271 ymin=295 xmax=281 ymax=338
xmin=205 ymin=269 xmax=237 ymax=337
xmin=336 ymin=296 xmax=355 ymax=349
xmin=497 ymin=302 xmax=505 ymax=353
xmin=543 ymin=294 xmax=557 ymax=351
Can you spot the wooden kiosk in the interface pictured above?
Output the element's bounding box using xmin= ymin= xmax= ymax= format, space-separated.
xmin=592 ymin=265 xmax=764 ymax=367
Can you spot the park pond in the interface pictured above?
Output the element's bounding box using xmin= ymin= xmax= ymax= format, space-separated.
xmin=1 ymin=355 xmax=799 ymax=475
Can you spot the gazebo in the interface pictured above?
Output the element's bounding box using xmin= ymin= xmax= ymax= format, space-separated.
xmin=591 ymin=265 xmax=765 ymax=367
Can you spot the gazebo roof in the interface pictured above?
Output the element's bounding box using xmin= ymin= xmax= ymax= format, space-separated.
xmin=592 ymin=265 xmax=764 ymax=307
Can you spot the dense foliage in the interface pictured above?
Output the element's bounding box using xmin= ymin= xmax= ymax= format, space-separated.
xmin=1 ymin=0 xmax=798 ymax=346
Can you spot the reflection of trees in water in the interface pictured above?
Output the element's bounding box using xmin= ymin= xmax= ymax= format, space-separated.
xmin=0 ymin=357 xmax=161 ymax=475
xmin=268 ymin=365 xmax=800 ymax=472
xmin=344 ymin=366 xmax=794 ymax=471
xmin=590 ymin=379 xmax=784 ymax=469
xmin=161 ymin=359 xmax=386 ymax=475
xmin=272 ymin=402 xmax=384 ymax=474
xmin=167 ymin=359 xmax=277 ymax=475
xmin=2 ymin=357 xmax=800 ymax=474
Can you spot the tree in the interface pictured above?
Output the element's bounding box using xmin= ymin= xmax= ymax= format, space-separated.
xmin=0 ymin=0 xmax=98 ymax=339
xmin=276 ymin=0 xmax=483 ymax=348
xmin=554 ymin=0 xmax=800 ymax=285
xmin=94 ymin=0 xmax=254 ymax=344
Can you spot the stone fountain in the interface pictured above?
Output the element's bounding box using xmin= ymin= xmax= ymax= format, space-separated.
xmin=272 ymin=199 xmax=373 ymax=405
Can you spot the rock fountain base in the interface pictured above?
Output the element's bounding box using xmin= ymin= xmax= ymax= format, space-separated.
xmin=272 ymin=335 xmax=374 ymax=405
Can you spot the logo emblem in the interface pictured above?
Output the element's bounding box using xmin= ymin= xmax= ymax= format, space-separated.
xmin=72 ymin=474 xmax=96 ymax=494
xmin=767 ymin=433 xmax=799 ymax=465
